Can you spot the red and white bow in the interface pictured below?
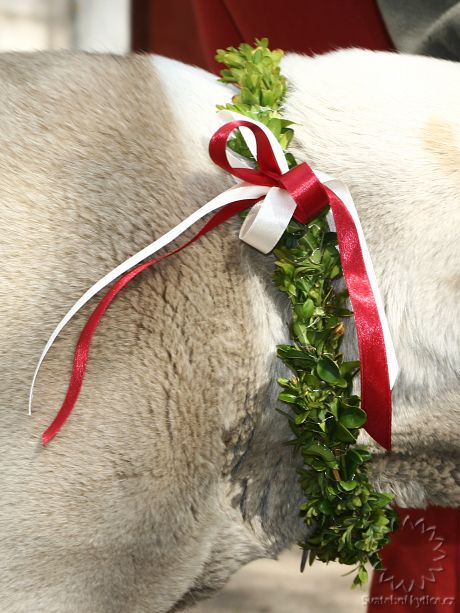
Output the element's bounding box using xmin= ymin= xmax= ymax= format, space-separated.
xmin=30 ymin=112 xmax=398 ymax=448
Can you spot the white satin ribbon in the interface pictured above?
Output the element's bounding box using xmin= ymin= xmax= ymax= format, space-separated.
xmin=28 ymin=182 xmax=269 ymax=414
xmin=239 ymin=188 xmax=297 ymax=253
xmin=220 ymin=110 xmax=297 ymax=253
xmin=29 ymin=113 xmax=398 ymax=415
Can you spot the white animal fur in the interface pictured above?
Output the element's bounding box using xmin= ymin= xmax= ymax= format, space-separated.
xmin=0 ymin=49 xmax=458 ymax=612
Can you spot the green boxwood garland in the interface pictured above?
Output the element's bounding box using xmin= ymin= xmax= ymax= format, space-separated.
xmin=216 ymin=38 xmax=398 ymax=587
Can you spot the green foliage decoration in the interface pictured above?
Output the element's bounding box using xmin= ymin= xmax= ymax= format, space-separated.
xmin=215 ymin=38 xmax=398 ymax=587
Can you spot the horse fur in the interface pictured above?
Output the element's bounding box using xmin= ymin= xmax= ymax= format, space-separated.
xmin=0 ymin=49 xmax=458 ymax=612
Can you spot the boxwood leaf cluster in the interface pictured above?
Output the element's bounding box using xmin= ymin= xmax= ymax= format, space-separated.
xmin=215 ymin=38 xmax=398 ymax=587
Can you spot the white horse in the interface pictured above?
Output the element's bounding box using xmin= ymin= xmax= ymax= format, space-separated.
xmin=0 ymin=49 xmax=458 ymax=612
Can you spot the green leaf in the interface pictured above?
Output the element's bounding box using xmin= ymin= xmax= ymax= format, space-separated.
xmin=350 ymin=447 xmax=372 ymax=463
xmin=302 ymin=443 xmax=339 ymax=468
xmin=275 ymin=260 xmax=295 ymax=276
xmin=316 ymin=356 xmax=341 ymax=383
xmin=319 ymin=499 xmax=335 ymax=515
xmin=278 ymin=392 xmax=298 ymax=404
xmin=358 ymin=566 xmax=368 ymax=585
xmin=305 ymin=374 xmax=322 ymax=388
xmin=340 ymin=406 xmax=368 ymax=429
xmin=339 ymin=480 xmax=358 ymax=492
xmin=292 ymin=322 xmax=309 ymax=346
xmin=316 ymin=357 xmax=347 ymax=387
xmin=333 ymin=422 xmax=357 ymax=443
xmin=294 ymin=413 xmax=308 ymax=425
xmin=340 ymin=360 xmax=361 ymax=377
xmin=328 ymin=398 xmax=339 ymax=419
xmin=310 ymin=457 xmax=327 ymax=471
xmin=295 ymin=298 xmax=315 ymax=320
xmin=277 ymin=345 xmax=316 ymax=368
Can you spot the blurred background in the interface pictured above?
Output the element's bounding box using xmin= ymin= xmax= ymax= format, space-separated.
xmin=1 ymin=0 xmax=458 ymax=63
xmin=0 ymin=1 xmax=457 ymax=612
xmin=0 ymin=0 xmax=129 ymax=53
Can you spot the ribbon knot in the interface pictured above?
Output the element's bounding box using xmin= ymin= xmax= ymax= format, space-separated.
xmin=209 ymin=119 xmax=329 ymax=227
xmin=277 ymin=162 xmax=330 ymax=224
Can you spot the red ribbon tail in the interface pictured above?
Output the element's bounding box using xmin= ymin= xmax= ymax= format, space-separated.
xmin=41 ymin=199 xmax=254 ymax=444
xmin=327 ymin=187 xmax=392 ymax=450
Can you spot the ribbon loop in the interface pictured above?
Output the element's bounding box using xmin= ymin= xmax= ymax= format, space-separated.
xmin=209 ymin=119 xmax=281 ymax=186
xmin=209 ymin=121 xmax=330 ymax=226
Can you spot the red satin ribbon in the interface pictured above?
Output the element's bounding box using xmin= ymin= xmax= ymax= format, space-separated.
xmin=42 ymin=120 xmax=392 ymax=449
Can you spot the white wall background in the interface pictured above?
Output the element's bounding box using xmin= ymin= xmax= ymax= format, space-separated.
xmin=74 ymin=0 xmax=130 ymax=53
xmin=0 ymin=0 xmax=130 ymax=52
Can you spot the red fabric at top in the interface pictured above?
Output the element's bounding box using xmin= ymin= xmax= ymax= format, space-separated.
xmin=132 ymin=0 xmax=394 ymax=72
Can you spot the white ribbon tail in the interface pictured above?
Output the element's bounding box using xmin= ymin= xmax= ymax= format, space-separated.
xmin=316 ymin=171 xmax=399 ymax=388
xmin=28 ymin=182 xmax=269 ymax=415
